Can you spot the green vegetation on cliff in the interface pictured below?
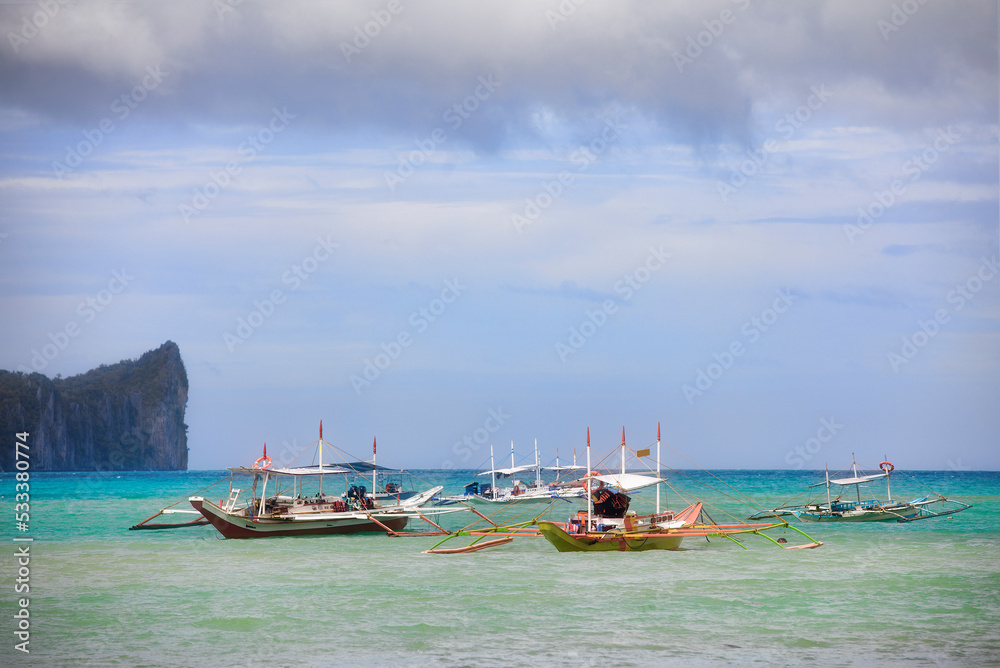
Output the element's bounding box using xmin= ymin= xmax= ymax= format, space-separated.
xmin=0 ymin=341 xmax=189 ymax=471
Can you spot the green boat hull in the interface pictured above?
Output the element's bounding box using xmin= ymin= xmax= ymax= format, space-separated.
xmin=537 ymin=521 xmax=684 ymax=552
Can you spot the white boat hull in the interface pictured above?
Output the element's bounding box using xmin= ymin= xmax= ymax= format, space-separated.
xmin=792 ymin=505 xmax=920 ymax=522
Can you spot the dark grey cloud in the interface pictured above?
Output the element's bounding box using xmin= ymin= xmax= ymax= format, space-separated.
xmin=1 ymin=0 xmax=996 ymax=150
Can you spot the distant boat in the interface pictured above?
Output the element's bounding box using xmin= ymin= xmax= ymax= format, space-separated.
xmin=437 ymin=440 xmax=588 ymax=505
xmin=748 ymin=456 xmax=973 ymax=523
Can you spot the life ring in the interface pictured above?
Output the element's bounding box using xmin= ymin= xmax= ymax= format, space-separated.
xmin=879 ymin=460 xmax=894 ymax=473
xmin=253 ymin=455 xmax=272 ymax=470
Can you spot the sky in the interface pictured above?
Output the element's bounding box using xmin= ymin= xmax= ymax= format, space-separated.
xmin=1 ymin=0 xmax=998 ymax=472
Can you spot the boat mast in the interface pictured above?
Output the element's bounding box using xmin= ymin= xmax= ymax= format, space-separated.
xmin=510 ymin=441 xmax=517 ymax=493
xmin=259 ymin=471 xmax=268 ymax=516
xmin=372 ymin=437 xmax=377 ymax=497
xmin=852 ymin=453 xmax=860 ymax=504
xmin=884 ymin=453 xmax=891 ymax=501
xmin=490 ymin=443 xmax=496 ymax=499
xmin=318 ymin=421 xmax=324 ymax=496
xmin=554 ymin=448 xmax=561 ymax=483
xmin=825 ymin=464 xmax=831 ymax=510
xmin=656 ymin=422 xmax=661 ymax=515
xmin=620 ymin=426 xmax=626 ymax=475
xmin=586 ymin=427 xmax=592 ymax=529
xmin=534 ymin=439 xmax=541 ymax=488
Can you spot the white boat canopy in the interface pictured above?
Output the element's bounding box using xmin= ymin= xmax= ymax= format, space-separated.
xmin=810 ymin=472 xmax=888 ymax=487
xmin=476 ymin=465 xmax=536 ymax=476
xmin=542 ymin=464 xmax=586 ymax=471
xmin=228 ymin=466 xmax=352 ymax=476
xmin=830 ymin=473 xmax=888 ymax=485
xmin=586 ymin=472 xmax=664 ymax=492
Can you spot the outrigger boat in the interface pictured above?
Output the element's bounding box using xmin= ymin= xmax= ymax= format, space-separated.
xmin=437 ymin=440 xmax=587 ymax=505
xmin=425 ymin=425 xmax=823 ymax=554
xmin=133 ymin=422 xmax=467 ymax=537
xmin=748 ymin=456 xmax=973 ymax=523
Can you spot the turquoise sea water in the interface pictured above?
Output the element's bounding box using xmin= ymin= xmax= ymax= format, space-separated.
xmin=2 ymin=469 xmax=998 ymax=667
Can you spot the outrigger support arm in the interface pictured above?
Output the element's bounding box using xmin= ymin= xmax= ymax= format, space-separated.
xmin=363 ymin=513 xmax=400 ymax=536
xmin=782 ymin=522 xmax=824 ymax=547
xmin=717 ymin=533 xmax=748 ymax=550
xmin=462 ymin=504 xmax=501 ymax=529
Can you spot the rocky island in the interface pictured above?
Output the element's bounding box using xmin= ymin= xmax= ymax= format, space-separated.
xmin=0 ymin=341 xmax=189 ymax=471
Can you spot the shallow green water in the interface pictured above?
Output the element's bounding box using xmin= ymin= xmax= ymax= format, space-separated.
xmin=2 ymin=469 xmax=997 ymax=667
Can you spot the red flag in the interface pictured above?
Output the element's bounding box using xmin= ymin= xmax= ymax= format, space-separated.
xmin=586 ymin=427 xmax=590 ymax=448
xmin=373 ymin=437 xmax=377 ymax=455
xmin=263 ymin=442 xmax=267 ymax=457
xmin=319 ymin=420 xmax=323 ymax=440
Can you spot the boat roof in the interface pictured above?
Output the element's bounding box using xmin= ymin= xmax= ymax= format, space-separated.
xmin=542 ymin=464 xmax=586 ymax=471
xmin=811 ymin=472 xmax=888 ymax=487
xmin=586 ymin=472 xmax=664 ymax=492
xmin=333 ymin=462 xmax=404 ymax=473
xmin=476 ymin=465 xmax=536 ymax=476
xmin=830 ymin=473 xmax=888 ymax=485
xmin=228 ymin=465 xmax=351 ymax=476
xmin=229 ymin=461 xmax=405 ymax=476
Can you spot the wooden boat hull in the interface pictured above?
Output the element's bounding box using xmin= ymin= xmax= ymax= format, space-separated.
xmin=537 ymin=521 xmax=684 ymax=552
xmin=190 ymin=497 xmax=409 ymax=539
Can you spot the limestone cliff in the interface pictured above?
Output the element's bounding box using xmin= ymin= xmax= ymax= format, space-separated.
xmin=0 ymin=341 xmax=189 ymax=471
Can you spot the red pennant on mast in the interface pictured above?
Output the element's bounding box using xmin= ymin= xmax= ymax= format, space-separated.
xmin=622 ymin=426 xmax=626 ymax=446
xmin=319 ymin=420 xmax=323 ymax=440
xmin=657 ymin=422 xmax=661 ymax=442
xmin=586 ymin=427 xmax=590 ymax=448
xmin=373 ymin=437 xmax=377 ymax=456
xmin=263 ymin=442 xmax=267 ymax=457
